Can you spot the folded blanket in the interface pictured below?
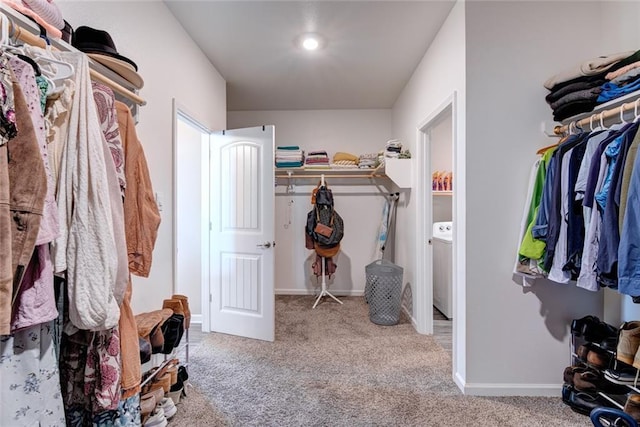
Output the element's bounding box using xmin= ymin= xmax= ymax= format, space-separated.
xmin=606 ymin=60 xmax=640 ymax=81
xmin=545 ymin=79 xmax=605 ymax=104
xmin=544 ymin=50 xmax=634 ymax=90
xmin=333 ymin=152 xmax=358 ymax=163
xmin=549 ymin=87 xmax=602 ymax=111
xmin=552 ymin=99 xmax=599 ymax=122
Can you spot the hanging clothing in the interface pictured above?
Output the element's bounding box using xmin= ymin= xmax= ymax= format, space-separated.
xmin=619 ymin=132 xmax=640 ymax=296
xmin=51 ymin=52 xmax=121 ymax=331
xmin=514 ymin=157 xmax=545 ymax=284
xmin=0 ymin=322 xmax=66 ymax=426
xmin=2 ymin=78 xmax=47 ymax=335
xmin=116 ymin=101 xmax=161 ymax=277
xmin=116 ymin=100 xmax=160 ymax=397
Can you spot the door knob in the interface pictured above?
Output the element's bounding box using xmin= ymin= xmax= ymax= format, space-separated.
xmin=257 ymin=242 xmax=272 ymax=249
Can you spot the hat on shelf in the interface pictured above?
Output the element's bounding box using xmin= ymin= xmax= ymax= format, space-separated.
xmin=72 ymin=25 xmax=144 ymax=89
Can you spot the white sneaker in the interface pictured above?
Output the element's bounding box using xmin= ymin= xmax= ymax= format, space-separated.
xmin=143 ymin=408 xmax=167 ymax=427
xmin=158 ymin=397 xmax=177 ymax=419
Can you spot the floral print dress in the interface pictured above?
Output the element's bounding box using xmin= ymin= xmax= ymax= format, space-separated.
xmin=0 ymin=322 xmax=66 ymax=426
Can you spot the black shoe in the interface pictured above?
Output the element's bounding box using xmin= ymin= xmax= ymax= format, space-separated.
xmin=572 ymin=316 xmax=600 ymax=338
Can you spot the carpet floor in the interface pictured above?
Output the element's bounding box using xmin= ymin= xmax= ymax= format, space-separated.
xmin=168 ymin=296 xmax=588 ymax=426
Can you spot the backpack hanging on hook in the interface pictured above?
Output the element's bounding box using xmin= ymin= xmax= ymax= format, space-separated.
xmin=305 ymin=180 xmax=344 ymax=255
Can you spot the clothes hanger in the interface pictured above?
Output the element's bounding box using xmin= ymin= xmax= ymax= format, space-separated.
xmin=599 ymin=111 xmax=608 ymax=130
xmin=32 ymin=53 xmax=74 ymax=82
xmin=620 ymin=103 xmax=628 ymax=125
xmin=569 ymin=121 xmax=578 ymax=135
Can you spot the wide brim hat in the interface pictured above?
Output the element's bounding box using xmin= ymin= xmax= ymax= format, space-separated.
xmin=72 ymin=26 xmax=144 ymax=89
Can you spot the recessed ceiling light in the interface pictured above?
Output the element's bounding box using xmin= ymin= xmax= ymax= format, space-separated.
xmin=297 ymin=33 xmax=325 ymax=51
xmin=302 ymin=37 xmax=319 ymax=51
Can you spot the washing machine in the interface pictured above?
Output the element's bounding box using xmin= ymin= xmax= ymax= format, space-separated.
xmin=432 ymin=221 xmax=452 ymax=319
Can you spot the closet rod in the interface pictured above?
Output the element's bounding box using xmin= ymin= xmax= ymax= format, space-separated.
xmin=9 ymin=22 xmax=147 ymax=106
xmin=554 ymin=100 xmax=638 ymax=135
xmin=275 ymin=172 xmax=386 ymax=179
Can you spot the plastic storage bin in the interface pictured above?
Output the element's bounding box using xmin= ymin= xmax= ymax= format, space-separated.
xmin=365 ymin=259 xmax=404 ymax=325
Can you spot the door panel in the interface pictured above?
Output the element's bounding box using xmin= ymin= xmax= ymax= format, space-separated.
xmin=210 ymin=126 xmax=275 ymax=341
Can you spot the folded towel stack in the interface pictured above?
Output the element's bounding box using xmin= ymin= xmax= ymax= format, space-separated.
xmin=305 ymin=150 xmax=330 ymax=169
xmin=358 ymin=152 xmax=380 ymax=169
xmin=385 ymin=139 xmax=402 ymax=158
xmin=275 ymin=145 xmax=304 ymax=168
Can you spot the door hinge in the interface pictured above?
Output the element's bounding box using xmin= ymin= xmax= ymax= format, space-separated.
xmin=209 ymin=221 xmax=212 ymax=231
xmin=209 ymin=294 xmax=212 ymax=302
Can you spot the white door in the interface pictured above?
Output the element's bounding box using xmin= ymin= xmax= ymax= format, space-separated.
xmin=209 ymin=126 xmax=275 ymax=341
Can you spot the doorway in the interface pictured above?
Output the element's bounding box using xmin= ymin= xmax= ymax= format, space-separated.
xmin=173 ymin=104 xmax=211 ymax=329
xmin=429 ymin=108 xmax=453 ymax=353
xmin=415 ymin=92 xmax=459 ymax=380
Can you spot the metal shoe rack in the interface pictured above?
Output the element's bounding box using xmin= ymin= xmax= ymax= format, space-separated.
xmin=570 ymin=329 xmax=640 ymax=411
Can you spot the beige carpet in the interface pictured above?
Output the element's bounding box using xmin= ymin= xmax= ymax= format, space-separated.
xmin=169 ymin=296 xmax=588 ymax=426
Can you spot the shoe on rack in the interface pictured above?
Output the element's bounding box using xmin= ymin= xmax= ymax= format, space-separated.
xmin=624 ymin=394 xmax=640 ymax=422
xmin=177 ymin=365 xmax=190 ymax=397
xmin=168 ymin=383 xmax=183 ymax=405
xmin=576 ymin=345 xmax=591 ymax=361
xmin=587 ymin=347 xmax=612 ymax=369
xmin=574 ymin=370 xmax=630 ymax=395
xmin=566 ymin=386 xmax=617 ymax=416
xmin=139 ymin=393 xmax=156 ymax=424
xmin=171 ymin=294 xmax=191 ymax=329
xmin=157 ymin=397 xmax=177 ymax=420
xmin=564 ymin=365 xmax=589 ymax=386
xmin=572 ymin=316 xmax=600 ymax=337
xmin=143 ymin=408 xmax=167 ymax=427
xmin=617 ymin=321 xmax=640 ymax=366
xmin=605 ymin=366 xmax=640 ymax=386
xmin=587 ymin=321 xmax=619 ymax=346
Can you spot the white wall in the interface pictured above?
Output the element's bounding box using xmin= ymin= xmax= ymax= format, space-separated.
xmin=228 ymin=110 xmax=393 ymax=295
xmin=175 ymin=117 xmax=206 ymax=318
xmin=59 ymin=1 xmax=227 ymax=315
xmin=463 ymin=1 xmax=604 ymax=394
xmin=391 ymin=0 xmax=466 ymax=378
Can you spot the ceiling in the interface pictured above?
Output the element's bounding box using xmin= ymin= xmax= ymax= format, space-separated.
xmin=164 ymin=1 xmax=455 ymax=111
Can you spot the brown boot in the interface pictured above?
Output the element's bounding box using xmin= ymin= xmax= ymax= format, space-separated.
xmin=162 ymin=299 xmax=185 ymax=318
xmin=624 ymin=393 xmax=640 ymax=422
xmin=172 ymin=294 xmax=191 ymax=329
xmin=618 ymin=321 xmax=640 ymax=365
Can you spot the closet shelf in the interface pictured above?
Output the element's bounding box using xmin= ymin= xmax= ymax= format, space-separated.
xmin=274 ymin=166 xmax=385 ymax=180
xmin=275 ymin=158 xmax=412 ymax=189
xmin=0 ymin=5 xmax=146 ymax=108
xmin=555 ymin=89 xmax=640 ymax=134
xmin=433 ymin=191 xmax=453 ymax=196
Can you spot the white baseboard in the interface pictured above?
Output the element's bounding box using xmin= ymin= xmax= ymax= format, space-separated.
xmin=191 ymin=314 xmax=202 ymax=325
xmin=401 ymin=305 xmax=417 ymax=330
xmin=275 ymin=289 xmax=365 ymax=296
xmin=460 ymin=381 xmax=561 ymax=397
